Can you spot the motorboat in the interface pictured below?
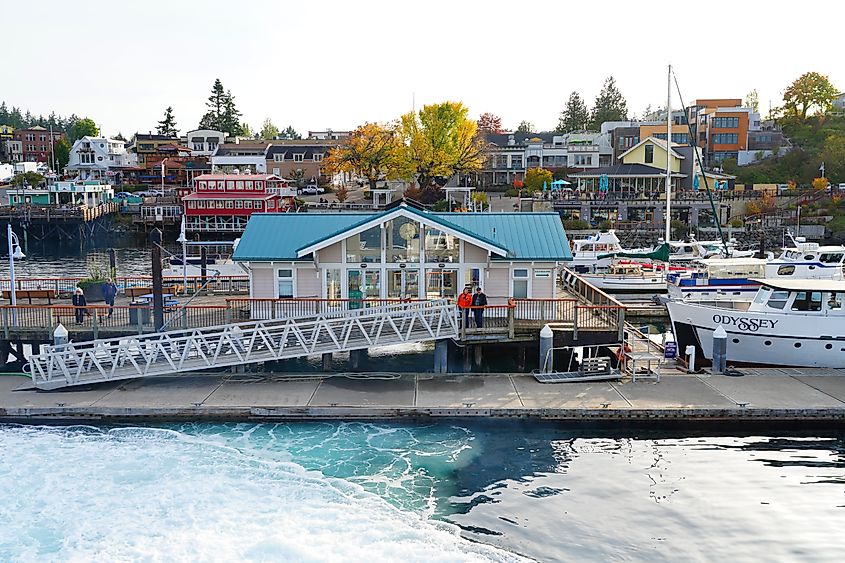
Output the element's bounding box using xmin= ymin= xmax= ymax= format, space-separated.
xmin=579 ymin=262 xmax=667 ymax=293
xmin=666 ymin=278 xmax=845 ymax=368
xmin=765 ymin=238 xmax=845 ymax=280
xmin=666 ymin=258 xmax=767 ymax=301
xmin=163 ymin=239 xmax=246 ymax=278
xmin=569 ymin=230 xmax=628 ymax=271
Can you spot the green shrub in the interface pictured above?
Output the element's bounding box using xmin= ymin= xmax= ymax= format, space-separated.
xmin=563 ymin=218 xmax=590 ymax=230
xmin=504 ymin=189 xmax=519 ymax=197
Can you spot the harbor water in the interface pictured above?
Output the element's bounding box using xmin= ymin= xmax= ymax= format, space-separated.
xmin=1 ymin=422 xmax=843 ymax=562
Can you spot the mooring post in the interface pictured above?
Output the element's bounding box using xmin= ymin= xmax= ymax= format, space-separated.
xmin=473 ymin=344 xmax=483 ymax=367
xmin=200 ymin=247 xmax=207 ymax=288
xmin=150 ymin=228 xmax=165 ymax=331
xmin=53 ymin=323 xmax=68 ymax=348
xmin=539 ymin=324 xmax=553 ymax=373
xmin=434 ymin=339 xmax=448 ymax=373
xmin=712 ymin=325 xmax=727 ymax=374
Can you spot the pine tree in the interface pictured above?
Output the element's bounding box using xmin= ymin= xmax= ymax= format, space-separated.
xmin=199 ymin=78 xmax=227 ymax=131
xmin=557 ymin=92 xmax=589 ymax=133
xmin=281 ymin=125 xmax=302 ymax=140
xmin=221 ymin=90 xmax=243 ymax=136
xmin=516 ymin=120 xmax=534 ymax=134
xmin=156 ymin=106 xmax=179 ymax=136
xmin=589 ymin=76 xmax=628 ymax=129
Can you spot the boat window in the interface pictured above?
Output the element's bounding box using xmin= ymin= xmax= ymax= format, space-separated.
xmin=777 ymin=265 xmax=795 ymax=276
xmin=820 ymin=253 xmax=844 ymax=264
xmin=766 ymin=290 xmax=790 ymax=309
xmin=826 ymin=292 xmax=843 ymax=310
xmin=791 ymin=291 xmax=822 ymax=312
xmin=753 ymin=287 xmax=771 ymax=304
xmin=803 ymin=254 xmax=816 ymax=261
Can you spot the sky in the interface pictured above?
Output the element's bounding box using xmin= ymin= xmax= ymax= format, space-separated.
xmin=5 ymin=0 xmax=844 ymax=137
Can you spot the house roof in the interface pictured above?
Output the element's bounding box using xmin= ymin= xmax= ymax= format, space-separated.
xmin=182 ymin=193 xmax=276 ymax=200
xmin=617 ymin=136 xmax=685 ymax=161
xmin=134 ymin=133 xmax=180 ymax=141
xmin=193 ymin=173 xmax=280 ymax=181
xmin=233 ymin=206 xmax=572 ymax=262
xmin=266 ymin=144 xmax=331 ymax=159
xmin=570 ymin=163 xmax=686 ymax=178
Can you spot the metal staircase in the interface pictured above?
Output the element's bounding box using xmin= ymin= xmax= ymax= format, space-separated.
xmin=26 ymin=300 xmax=458 ymax=390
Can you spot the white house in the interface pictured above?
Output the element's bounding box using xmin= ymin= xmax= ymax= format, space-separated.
xmin=66 ymin=136 xmax=137 ymax=181
xmin=185 ymin=129 xmax=226 ymax=157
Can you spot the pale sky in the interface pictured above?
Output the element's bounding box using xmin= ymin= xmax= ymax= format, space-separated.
xmin=6 ymin=0 xmax=844 ymax=137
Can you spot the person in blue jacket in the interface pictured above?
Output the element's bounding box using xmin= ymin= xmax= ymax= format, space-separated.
xmin=102 ymin=278 xmax=118 ymax=318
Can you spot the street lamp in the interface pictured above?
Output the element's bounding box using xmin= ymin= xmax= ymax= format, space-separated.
xmin=7 ymin=224 xmax=25 ymax=325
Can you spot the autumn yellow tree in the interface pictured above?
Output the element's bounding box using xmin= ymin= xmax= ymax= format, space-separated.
xmin=781 ymin=72 xmax=838 ymax=120
xmin=324 ymin=122 xmax=401 ymax=191
xmin=396 ymin=101 xmax=484 ymax=190
xmin=523 ymin=168 xmax=553 ymax=192
xmin=812 ymin=177 xmax=830 ymax=191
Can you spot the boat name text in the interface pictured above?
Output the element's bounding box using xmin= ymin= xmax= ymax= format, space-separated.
xmin=712 ymin=314 xmax=779 ymax=332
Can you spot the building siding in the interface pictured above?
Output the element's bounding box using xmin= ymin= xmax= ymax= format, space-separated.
xmin=463 ymin=242 xmax=487 ymax=263
xmin=251 ymin=266 xmax=276 ymax=298
xmin=485 ymin=264 xmax=511 ymax=304
xmin=296 ymin=266 xmax=321 ymax=298
xmin=318 ymin=242 xmax=342 ymax=263
xmin=532 ymin=267 xmax=555 ymax=298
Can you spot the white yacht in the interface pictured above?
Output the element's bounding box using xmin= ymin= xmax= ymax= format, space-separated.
xmin=666 ymin=258 xmax=767 ymax=301
xmin=666 ymin=279 xmax=845 ymax=368
xmin=765 ymin=239 xmax=845 ymax=279
xmin=569 ymin=230 xmax=628 ymax=271
xmin=580 ymin=262 xmax=667 ymax=293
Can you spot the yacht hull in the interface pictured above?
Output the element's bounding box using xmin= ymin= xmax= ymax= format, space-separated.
xmin=666 ymin=299 xmax=845 ymax=368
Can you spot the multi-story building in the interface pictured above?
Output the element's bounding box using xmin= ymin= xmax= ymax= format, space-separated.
xmin=479 ymin=132 xmax=613 ymax=187
xmin=210 ymin=141 xmax=269 ymax=174
xmin=182 ymin=173 xmax=295 ymax=234
xmin=129 ymin=133 xmax=182 ymax=168
xmin=685 ymin=99 xmax=760 ymax=165
xmin=185 ymin=129 xmax=226 ymax=157
xmin=265 ymin=141 xmax=338 ymax=184
xmin=2 ymin=139 xmax=23 ymax=163
xmin=13 ymin=126 xmax=65 ymax=164
xmin=66 ymin=136 xmax=138 ymax=182
xmin=308 ymin=130 xmax=351 ymax=140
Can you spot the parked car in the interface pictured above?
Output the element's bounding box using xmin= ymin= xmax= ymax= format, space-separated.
xmin=114 ymin=192 xmax=133 ymax=199
xmin=299 ymin=185 xmax=325 ymax=195
xmin=136 ymin=190 xmax=164 ymax=197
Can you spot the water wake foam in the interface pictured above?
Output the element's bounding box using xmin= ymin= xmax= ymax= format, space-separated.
xmin=0 ymin=425 xmax=525 ymax=562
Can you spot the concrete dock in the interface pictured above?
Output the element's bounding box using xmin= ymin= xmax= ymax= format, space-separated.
xmin=1 ymin=370 xmax=845 ymax=423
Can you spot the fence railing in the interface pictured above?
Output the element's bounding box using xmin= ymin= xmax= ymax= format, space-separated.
xmin=0 ymin=295 xmax=625 ymax=341
xmin=0 ymin=275 xmax=250 ymax=296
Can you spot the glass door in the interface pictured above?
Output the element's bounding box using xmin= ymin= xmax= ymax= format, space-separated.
xmin=425 ymin=269 xmax=458 ymax=300
xmin=388 ymin=269 xmax=420 ymax=300
xmin=347 ymin=269 xmax=380 ymax=308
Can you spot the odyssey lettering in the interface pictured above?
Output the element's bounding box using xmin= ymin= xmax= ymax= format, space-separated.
xmin=712 ymin=314 xmax=779 ymax=332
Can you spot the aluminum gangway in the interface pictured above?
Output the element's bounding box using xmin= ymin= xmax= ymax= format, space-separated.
xmin=26 ymin=299 xmax=459 ymax=390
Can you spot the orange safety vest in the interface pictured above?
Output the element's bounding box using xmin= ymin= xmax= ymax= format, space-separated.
xmin=457 ymin=293 xmax=473 ymax=308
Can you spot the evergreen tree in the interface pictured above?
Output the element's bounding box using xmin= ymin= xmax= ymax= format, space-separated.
xmin=557 ymin=91 xmax=590 ymax=133
xmin=516 ymin=120 xmax=535 ymax=134
xmin=0 ymin=102 xmax=8 ymax=124
xmin=156 ymin=106 xmax=179 ymax=136
xmin=259 ymin=118 xmax=280 ymax=139
xmin=54 ymin=137 xmax=71 ymax=171
xmin=221 ymin=90 xmax=243 ymax=135
xmin=589 ymin=76 xmax=628 ymax=129
xmin=281 ymin=125 xmax=302 ymax=140
xmin=199 ymin=78 xmax=228 ymax=131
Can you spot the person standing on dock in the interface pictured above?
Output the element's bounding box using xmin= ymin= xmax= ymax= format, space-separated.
xmin=472 ymin=287 xmax=487 ymax=328
xmin=457 ymin=286 xmax=473 ymax=328
xmin=102 ymin=278 xmax=117 ymax=318
xmin=72 ymin=288 xmax=87 ymax=324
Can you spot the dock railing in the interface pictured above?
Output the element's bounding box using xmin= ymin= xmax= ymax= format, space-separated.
xmin=560 ymin=268 xmax=626 ymax=341
xmin=0 ymin=275 xmax=250 ymax=296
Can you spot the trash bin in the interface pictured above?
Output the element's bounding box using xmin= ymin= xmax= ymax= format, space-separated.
xmin=129 ymin=301 xmax=151 ymax=325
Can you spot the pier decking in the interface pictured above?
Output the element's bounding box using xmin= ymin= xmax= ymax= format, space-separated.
xmin=2 ymin=371 xmax=844 ymax=423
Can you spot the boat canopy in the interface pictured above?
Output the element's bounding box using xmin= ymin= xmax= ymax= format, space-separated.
xmin=598 ymin=242 xmax=670 ymax=262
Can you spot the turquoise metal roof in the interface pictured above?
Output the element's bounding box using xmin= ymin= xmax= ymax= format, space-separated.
xmin=233 ymin=208 xmax=573 ymax=261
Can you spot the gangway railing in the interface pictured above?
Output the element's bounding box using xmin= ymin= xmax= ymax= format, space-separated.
xmin=26 ymin=299 xmax=458 ymax=390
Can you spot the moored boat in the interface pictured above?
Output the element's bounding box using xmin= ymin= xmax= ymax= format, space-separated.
xmin=666 ymin=278 xmax=845 ymax=368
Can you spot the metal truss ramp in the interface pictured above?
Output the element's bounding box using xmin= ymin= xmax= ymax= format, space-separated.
xmin=26 ymin=300 xmax=458 ymax=390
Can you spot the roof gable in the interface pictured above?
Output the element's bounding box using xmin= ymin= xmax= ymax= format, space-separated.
xmin=618 ymin=136 xmax=685 ymax=161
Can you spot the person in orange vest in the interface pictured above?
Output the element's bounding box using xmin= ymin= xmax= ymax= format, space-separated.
xmin=457 ymin=286 xmax=473 ymax=328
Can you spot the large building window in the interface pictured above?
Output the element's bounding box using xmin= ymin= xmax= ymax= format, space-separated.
xmin=512 ymin=268 xmax=529 ymax=298
xmin=644 ymin=144 xmax=654 ymax=164
xmin=713 ymin=133 xmax=739 ymax=144
xmin=386 ymin=217 xmax=420 ymax=263
xmin=346 ymin=226 xmax=382 ymax=263
xmin=712 ymin=117 xmax=740 ymax=128
xmin=424 ymin=228 xmax=458 ymax=263
xmin=511 ymin=155 xmax=523 ymax=168
xmin=326 ymin=269 xmax=341 ymax=301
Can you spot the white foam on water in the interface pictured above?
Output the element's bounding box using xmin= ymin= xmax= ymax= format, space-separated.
xmin=0 ymin=425 xmax=526 ymax=563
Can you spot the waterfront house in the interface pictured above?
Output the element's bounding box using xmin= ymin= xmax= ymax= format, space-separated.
xmin=210 ymin=141 xmax=269 ymax=174
xmin=182 ymin=173 xmax=295 ymax=234
xmin=7 ymin=180 xmax=114 ymax=207
xmin=185 ymin=129 xmax=226 ymax=157
xmin=67 ymin=136 xmax=137 ymax=183
xmin=265 ymin=141 xmax=338 ymax=186
xmin=232 ymin=201 xmax=572 ymax=302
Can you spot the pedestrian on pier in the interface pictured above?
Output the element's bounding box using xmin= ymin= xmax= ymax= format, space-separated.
xmin=457 ymin=286 xmax=473 ymax=328
xmin=471 ymin=287 xmax=487 ymax=328
xmin=102 ymin=278 xmax=117 ymax=318
xmin=72 ymin=288 xmax=87 ymax=324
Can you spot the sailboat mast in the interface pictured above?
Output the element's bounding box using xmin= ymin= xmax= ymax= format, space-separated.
xmin=665 ymin=64 xmax=672 ymax=243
